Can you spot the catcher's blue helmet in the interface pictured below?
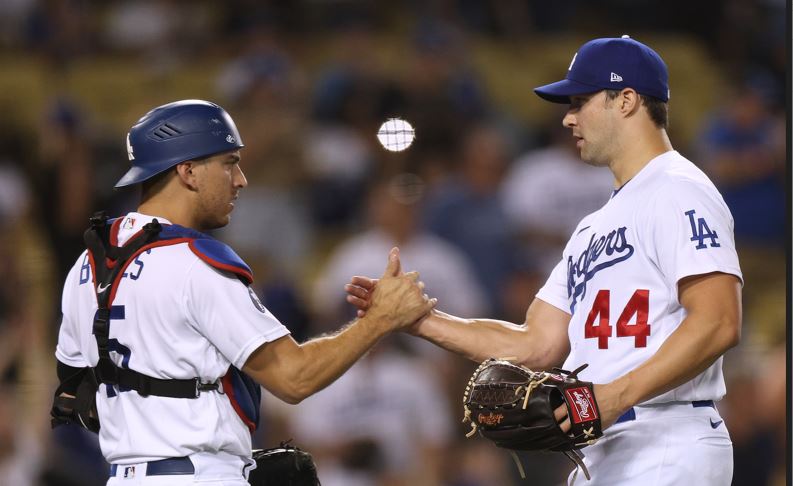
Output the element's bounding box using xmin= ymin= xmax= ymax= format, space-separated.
xmin=115 ymin=99 xmax=244 ymax=188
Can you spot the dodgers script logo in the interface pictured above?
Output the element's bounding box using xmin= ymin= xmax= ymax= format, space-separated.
xmin=567 ymin=226 xmax=634 ymax=312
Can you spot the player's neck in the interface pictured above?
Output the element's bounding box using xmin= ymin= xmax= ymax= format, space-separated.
xmin=137 ymin=197 xmax=196 ymax=229
xmin=610 ymin=128 xmax=673 ymax=186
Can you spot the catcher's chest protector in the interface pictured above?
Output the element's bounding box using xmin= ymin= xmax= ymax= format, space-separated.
xmin=83 ymin=213 xmax=261 ymax=431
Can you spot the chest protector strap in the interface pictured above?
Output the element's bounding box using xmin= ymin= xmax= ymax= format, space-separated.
xmin=85 ymin=212 xmax=220 ymax=399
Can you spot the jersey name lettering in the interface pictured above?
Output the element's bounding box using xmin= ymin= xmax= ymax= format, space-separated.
xmin=567 ymin=226 xmax=634 ymax=312
xmin=685 ymin=209 xmax=720 ymax=249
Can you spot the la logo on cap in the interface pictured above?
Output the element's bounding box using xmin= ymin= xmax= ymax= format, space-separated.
xmin=568 ymin=52 xmax=578 ymax=71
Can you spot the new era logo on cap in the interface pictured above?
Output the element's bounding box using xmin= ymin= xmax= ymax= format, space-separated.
xmin=534 ymin=36 xmax=670 ymax=103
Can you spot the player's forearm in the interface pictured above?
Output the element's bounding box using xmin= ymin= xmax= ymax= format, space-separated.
xmin=611 ymin=308 xmax=740 ymax=409
xmin=289 ymin=315 xmax=390 ymax=400
xmin=413 ymin=310 xmax=563 ymax=370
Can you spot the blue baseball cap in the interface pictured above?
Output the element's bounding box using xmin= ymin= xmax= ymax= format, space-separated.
xmin=534 ymin=36 xmax=670 ymax=104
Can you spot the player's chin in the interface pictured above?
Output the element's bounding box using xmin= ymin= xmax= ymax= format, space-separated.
xmin=203 ymin=213 xmax=232 ymax=231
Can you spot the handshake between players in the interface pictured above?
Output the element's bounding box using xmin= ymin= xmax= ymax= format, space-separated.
xmin=362 ymin=247 xmax=437 ymax=332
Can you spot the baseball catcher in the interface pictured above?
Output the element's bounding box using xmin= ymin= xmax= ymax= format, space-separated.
xmin=462 ymin=358 xmax=602 ymax=480
xmin=248 ymin=442 xmax=320 ymax=486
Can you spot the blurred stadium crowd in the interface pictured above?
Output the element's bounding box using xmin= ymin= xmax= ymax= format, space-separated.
xmin=0 ymin=1 xmax=786 ymax=485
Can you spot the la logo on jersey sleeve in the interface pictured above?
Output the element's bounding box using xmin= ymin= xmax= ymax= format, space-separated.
xmin=684 ymin=209 xmax=720 ymax=249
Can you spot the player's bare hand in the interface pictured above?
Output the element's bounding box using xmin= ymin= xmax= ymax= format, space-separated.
xmin=345 ymin=276 xmax=378 ymax=318
xmin=364 ymin=247 xmax=437 ymax=330
xmin=554 ymin=402 xmax=571 ymax=433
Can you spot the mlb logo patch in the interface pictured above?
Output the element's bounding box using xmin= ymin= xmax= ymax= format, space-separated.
xmin=123 ymin=466 xmax=136 ymax=478
xmin=564 ymin=387 xmax=599 ymax=424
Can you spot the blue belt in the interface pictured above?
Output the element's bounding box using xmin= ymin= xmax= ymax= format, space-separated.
xmin=615 ymin=400 xmax=715 ymax=424
xmin=110 ymin=457 xmax=194 ymax=477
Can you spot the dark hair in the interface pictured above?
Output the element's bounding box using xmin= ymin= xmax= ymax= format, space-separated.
xmin=605 ymin=89 xmax=668 ymax=129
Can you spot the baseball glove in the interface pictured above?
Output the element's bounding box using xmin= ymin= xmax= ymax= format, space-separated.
xmin=462 ymin=359 xmax=602 ymax=480
xmin=248 ymin=441 xmax=320 ymax=486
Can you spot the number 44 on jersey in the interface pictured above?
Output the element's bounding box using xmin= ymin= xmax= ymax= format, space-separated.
xmin=584 ymin=289 xmax=650 ymax=349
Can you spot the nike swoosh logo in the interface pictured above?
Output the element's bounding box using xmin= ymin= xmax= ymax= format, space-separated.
xmin=97 ymin=283 xmax=111 ymax=293
xmin=576 ymin=225 xmax=591 ymax=235
xmin=709 ymin=419 xmax=723 ymax=429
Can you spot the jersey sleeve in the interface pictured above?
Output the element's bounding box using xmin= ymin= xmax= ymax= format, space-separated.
xmin=184 ymin=260 xmax=290 ymax=370
xmin=645 ymin=180 xmax=743 ymax=291
xmin=535 ymin=256 xmax=571 ymax=314
xmin=55 ymin=253 xmax=90 ymax=367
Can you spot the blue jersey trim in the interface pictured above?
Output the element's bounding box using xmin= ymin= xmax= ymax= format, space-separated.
xmin=158 ymin=224 xmax=253 ymax=284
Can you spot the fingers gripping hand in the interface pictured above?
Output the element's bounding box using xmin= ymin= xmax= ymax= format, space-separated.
xmin=555 ymin=403 xmax=571 ymax=433
xmin=365 ymin=248 xmax=436 ymax=330
xmin=345 ymin=276 xmax=378 ymax=317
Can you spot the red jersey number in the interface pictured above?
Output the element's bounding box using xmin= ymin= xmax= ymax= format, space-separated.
xmin=584 ymin=289 xmax=650 ymax=349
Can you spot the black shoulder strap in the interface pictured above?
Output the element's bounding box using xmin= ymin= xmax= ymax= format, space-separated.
xmin=85 ymin=211 xmax=219 ymax=399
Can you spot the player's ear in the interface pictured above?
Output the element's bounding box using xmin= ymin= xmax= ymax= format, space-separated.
xmin=175 ymin=161 xmax=199 ymax=191
xmin=618 ymin=88 xmax=640 ymax=117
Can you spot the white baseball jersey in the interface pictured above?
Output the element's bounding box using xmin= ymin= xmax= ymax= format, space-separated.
xmin=537 ymin=151 xmax=742 ymax=404
xmin=55 ymin=212 xmax=290 ymax=465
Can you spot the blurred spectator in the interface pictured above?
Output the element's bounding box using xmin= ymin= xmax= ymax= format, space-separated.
xmin=216 ymin=25 xmax=314 ymax=276
xmin=0 ymin=384 xmax=43 ymax=486
xmin=0 ymin=127 xmax=60 ymax=485
xmin=714 ymin=0 xmax=786 ymax=84
xmin=722 ymin=366 xmax=778 ymax=486
xmin=312 ymin=174 xmax=487 ymax=326
xmin=445 ymin=441 xmax=513 ymax=486
xmin=30 ymin=98 xmax=96 ymax=289
xmin=102 ymin=0 xmax=215 ymax=68
xmin=267 ymin=344 xmax=452 ymax=486
xmin=216 ymin=24 xmax=294 ymax=107
xmin=304 ymin=21 xmax=397 ymax=228
xmin=0 ymin=171 xmax=29 ymax=386
xmin=0 ymin=0 xmax=36 ymax=47
xmin=220 ymin=187 xmax=313 ymax=277
xmin=501 ymin=121 xmax=613 ymax=273
xmin=696 ymin=74 xmax=785 ymax=247
xmin=446 ymin=440 xmax=571 ymax=486
xmin=103 ymin=0 xmax=181 ymax=50
xmin=25 ymin=0 xmax=95 ymax=66
xmin=423 ymin=124 xmax=521 ymax=316
xmin=399 ymin=19 xmax=490 ymax=157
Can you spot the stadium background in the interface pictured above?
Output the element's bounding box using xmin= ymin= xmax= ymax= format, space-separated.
xmin=0 ymin=1 xmax=785 ymax=485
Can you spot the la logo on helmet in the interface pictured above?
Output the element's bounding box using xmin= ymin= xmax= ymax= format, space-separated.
xmin=126 ymin=133 xmax=135 ymax=161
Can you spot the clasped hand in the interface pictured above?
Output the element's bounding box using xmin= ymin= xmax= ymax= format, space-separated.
xmin=360 ymin=248 xmax=436 ymax=331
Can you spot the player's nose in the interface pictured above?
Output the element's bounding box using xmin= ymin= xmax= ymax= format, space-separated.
xmin=562 ymin=111 xmax=576 ymax=128
xmin=233 ymin=165 xmax=248 ymax=189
